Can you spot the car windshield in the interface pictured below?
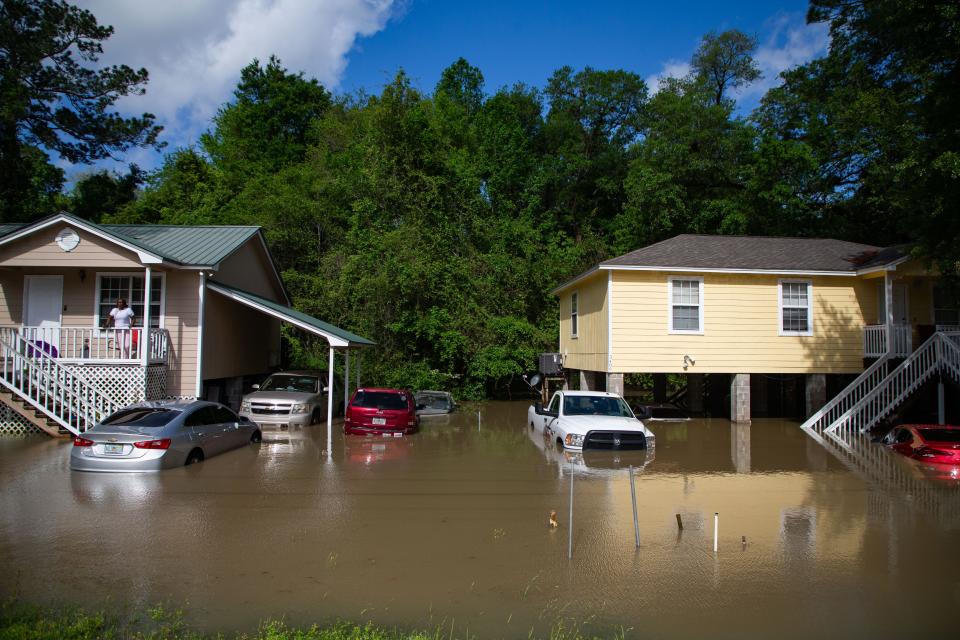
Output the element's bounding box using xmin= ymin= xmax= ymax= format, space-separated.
xmin=919 ymin=428 xmax=960 ymax=443
xmin=417 ymin=393 xmax=452 ymax=410
xmin=563 ymin=395 xmax=634 ymax=417
xmin=352 ymin=391 xmax=408 ymax=410
xmin=101 ymin=408 xmax=180 ymax=427
xmin=260 ymin=375 xmax=319 ymax=393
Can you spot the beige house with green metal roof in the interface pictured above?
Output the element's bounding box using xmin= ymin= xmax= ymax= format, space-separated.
xmin=0 ymin=212 xmax=372 ymax=436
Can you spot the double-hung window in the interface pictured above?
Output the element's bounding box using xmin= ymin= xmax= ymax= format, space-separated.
xmin=571 ymin=292 xmax=579 ymax=338
xmin=96 ymin=273 xmax=164 ymax=328
xmin=669 ymin=277 xmax=703 ymax=334
xmin=933 ymin=284 xmax=959 ymax=328
xmin=779 ymin=280 xmax=812 ymax=336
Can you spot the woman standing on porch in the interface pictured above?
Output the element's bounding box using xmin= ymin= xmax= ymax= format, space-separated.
xmin=107 ymin=298 xmax=136 ymax=358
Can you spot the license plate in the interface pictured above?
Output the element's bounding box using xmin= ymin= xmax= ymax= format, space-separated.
xmin=372 ymin=417 xmax=386 ymax=425
xmin=104 ymin=443 xmax=124 ymax=455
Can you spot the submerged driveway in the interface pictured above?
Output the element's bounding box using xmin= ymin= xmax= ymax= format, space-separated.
xmin=1 ymin=402 xmax=959 ymax=639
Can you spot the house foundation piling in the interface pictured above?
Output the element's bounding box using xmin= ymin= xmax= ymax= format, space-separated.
xmin=730 ymin=374 xmax=751 ymax=423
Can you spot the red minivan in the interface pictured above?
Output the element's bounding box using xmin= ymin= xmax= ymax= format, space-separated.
xmin=343 ymin=388 xmax=419 ymax=436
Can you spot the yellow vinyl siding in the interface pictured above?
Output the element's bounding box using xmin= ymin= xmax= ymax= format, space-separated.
xmin=611 ymin=271 xmax=872 ymax=374
xmin=559 ymin=272 xmax=608 ymax=372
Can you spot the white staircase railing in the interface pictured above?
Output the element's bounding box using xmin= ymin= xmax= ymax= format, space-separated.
xmin=800 ymin=356 xmax=890 ymax=444
xmin=0 ymin=328 xmax=122 ymax=435
xmin=818 ymin=332 xmax=960 ymax=439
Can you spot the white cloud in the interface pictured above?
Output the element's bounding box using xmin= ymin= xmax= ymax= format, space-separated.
xmin=737 ymin=13 xmax=830 ymax=99
xmin=645 ymin=60 xmax=692 ymax=94
xmin=76 ymin=0 xmax=398 ymax=156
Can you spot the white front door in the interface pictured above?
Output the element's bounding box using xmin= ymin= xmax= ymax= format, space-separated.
xmin=23 ymin=275 xmax=63 ymax=350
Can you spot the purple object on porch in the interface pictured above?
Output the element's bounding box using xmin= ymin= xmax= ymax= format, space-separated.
xmin=26 ymin=341 xmax=58 ymax=358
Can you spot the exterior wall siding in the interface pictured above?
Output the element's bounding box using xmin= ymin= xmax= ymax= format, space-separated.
xmin=610 ymin=271 xmax=873 ymax=374
xmin=215 ymin=239 xmax=285 ymax=301
xmin=203 ymin=291 xmax=280 ymax=380
xmin=163 ymin=270 xmax=200 ymax=397
xmin=559 ymin=272 xmax=608 ymax=373
xmin=0 ymin=225 xmax=142 ymax=268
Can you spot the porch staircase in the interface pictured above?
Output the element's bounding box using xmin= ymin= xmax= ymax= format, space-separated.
xmin=0 ymin=329 xmax=122 ymax=436
xmin=801 ymin=331 xmax=960 ymax=444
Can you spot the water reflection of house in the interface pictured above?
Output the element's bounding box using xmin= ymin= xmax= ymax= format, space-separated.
xmin=0 ymin=213 xmax=372 ymax=436
xmin=552 ymin=235 xmax=959 ymax=431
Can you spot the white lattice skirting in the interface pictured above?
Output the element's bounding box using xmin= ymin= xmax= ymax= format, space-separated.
xmin=1 ymin=364 xmax=169 ymax=436
xmin=0 ymin=403 xmax=39 ymax=435
xmin=61 ymin=363 xmax=169 ymax=407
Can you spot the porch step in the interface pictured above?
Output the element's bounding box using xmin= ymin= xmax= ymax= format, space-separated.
xmin=0 ymin=390 xmax=69 ymax=438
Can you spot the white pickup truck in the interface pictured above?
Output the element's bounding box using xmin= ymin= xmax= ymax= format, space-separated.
xmin=528 ymin=390 xmax=655 ymax=451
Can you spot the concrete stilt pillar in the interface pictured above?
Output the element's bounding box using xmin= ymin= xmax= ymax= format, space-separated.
xmin=731 ymin=421 xmax=751 ymax=473
xmin=730 ymin=374 xmax=751 ymax=423
xmin=579 ymin=370 xmax=597 ymax=391
xmin=805 ymin=374 xmax=827 ymax=419
xmin=653 ymin=374 xmax=667 ymax=403
xmin=686 ymin=373 xmax=705 ymax=413
xmin=606 ymin=373 xmax=624 ymax=396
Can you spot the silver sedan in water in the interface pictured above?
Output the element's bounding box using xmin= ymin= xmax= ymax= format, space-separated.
xmin=70 ymin=400 xmax=262 ymax=472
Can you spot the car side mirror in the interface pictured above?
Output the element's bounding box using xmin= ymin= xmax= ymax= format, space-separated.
xmin=534 ymin=401 xmax=544 ymax=415
xmin=251 ymin=384 xmax=260 ymax=390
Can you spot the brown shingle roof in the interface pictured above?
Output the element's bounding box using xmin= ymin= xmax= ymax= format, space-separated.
xmin=601 ymin=234 xmax=907 ymax=272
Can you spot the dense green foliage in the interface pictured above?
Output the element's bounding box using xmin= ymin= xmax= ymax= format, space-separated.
xmin=3 ymin=0 xmax=958 ymax=396
xmin=0 ymin=0 xmax=163 ymax=222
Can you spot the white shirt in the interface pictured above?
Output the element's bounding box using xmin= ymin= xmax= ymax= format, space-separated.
xmin=110 ymin=307 xmax=135 ymax=329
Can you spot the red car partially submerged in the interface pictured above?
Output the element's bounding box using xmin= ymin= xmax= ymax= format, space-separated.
xmin=884 ymin=424 xmax=960 ymax=466
xmin=343 ymin=388 xmax=419 ymax=436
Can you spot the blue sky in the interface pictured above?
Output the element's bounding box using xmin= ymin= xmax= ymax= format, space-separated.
xmin=75 ymin=0 xmax=827 ymax=178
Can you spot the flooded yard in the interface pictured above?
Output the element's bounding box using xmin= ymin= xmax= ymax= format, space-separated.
xmin=1 ymin=401 xmax=959 ymax=639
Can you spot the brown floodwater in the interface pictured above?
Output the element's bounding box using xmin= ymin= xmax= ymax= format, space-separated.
xmin=1 ymin=401 xmax=960 ymax=639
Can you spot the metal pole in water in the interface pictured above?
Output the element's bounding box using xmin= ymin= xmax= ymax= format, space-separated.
xmin=477 ymin=410 xmax=481 ymax=431
xmin=568 ymin=471 xmax=575 ymax=560
xmin=628 ymin=465 xmax=639 ymax=548
xmin=713 ymin=512 xmax=719 ymax=553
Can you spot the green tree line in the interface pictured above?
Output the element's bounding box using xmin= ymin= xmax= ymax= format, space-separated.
xmin=2 ymin=0 xmax=958 ymax=397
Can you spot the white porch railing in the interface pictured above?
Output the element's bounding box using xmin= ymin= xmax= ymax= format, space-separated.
xmin=16 ymin=326 xmax=169 ymax=364
xmin=0 ymin=328 xmax=122 ymax=434
xmin=819 ymin=332 xmax=960 ymax=438
xmin=863 ymin=324 xmax=912 ymax=358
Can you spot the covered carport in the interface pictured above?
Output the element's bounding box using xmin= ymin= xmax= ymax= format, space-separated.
xmin=205 ymin=281 xmax=374 ymax=454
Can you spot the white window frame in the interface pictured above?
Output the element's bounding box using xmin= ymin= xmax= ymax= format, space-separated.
xmin=668 ymin=276 xmax=704 ymax=335
xmin=570 ymin=291 xmax=579 ymax=339
xmin=932 ymin=283 xmax=960 ymax=327
xmin=778 ymin=279 xmax=813 ymax=337
xmin=93 ymin=271 xmax=166 ymax=329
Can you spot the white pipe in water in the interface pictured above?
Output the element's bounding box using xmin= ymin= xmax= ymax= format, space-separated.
xmin=713 ymin=512 xmax=719 ymax=553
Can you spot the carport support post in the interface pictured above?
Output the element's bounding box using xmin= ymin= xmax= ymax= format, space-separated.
xmin=344 ymin=349 xmax=350 ymax=410
xmin=327 ymin=346 xmax=335 ymax=455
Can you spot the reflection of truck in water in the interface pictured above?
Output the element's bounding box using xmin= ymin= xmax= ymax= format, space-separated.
xmin=526 ymin=413 xmax=655 ymax=478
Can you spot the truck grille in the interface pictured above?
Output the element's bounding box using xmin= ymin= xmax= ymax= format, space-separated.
xmin=583 ymin=431 xmax=647 ymax=450
xmin=251 ymin=405 xmax=291 ymax=416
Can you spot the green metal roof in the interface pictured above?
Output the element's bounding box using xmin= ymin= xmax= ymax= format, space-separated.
xmin=0 ymin=213 xmax=261 ymax=267
xmin=207 ymin=281 xmax=375 ymax=347
xmin=105 ymin=224 xmax=261 ymax=266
